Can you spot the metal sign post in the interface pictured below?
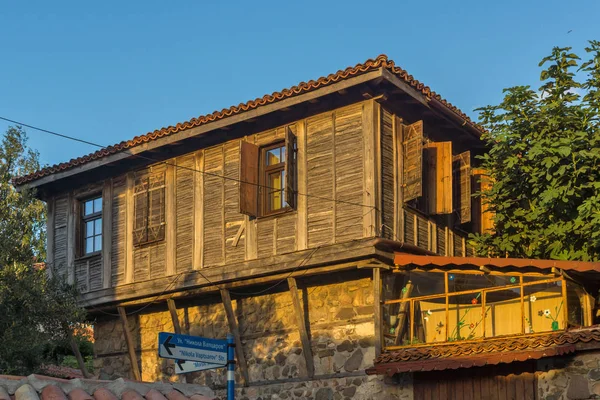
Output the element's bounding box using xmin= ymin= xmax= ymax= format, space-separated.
xmin=227 ymin=333 xmax=235 ymax=400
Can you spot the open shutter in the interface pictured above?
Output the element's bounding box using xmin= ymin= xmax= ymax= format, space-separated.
xmin=285 ymin=127 xmax=297 ymax=209
xmin=472 ymin=168 xmax=495 ymax=234
xmin=453 ymin=151 xmax=471 ymax=224
xmin=423 ymin=141 xmax=453 ymax=214
xmin=133 ymin=175 xmax=149 ymax=246
xmin=402 ymin=121 xmax=423 ymax=202
xmin=239 ymin=141 xmax=260 ymax=217
xmin=147 ymin=169 xmax=166 ymax=243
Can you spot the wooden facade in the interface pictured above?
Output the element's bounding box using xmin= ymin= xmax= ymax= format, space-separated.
xmin=42 ymin=98 xmax=482 ymax=307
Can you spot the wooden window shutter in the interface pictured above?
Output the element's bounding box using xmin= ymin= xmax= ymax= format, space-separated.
xmin=147 ymin=170 xmax=166 ymax=243
xmin=285 ymin=127 xmax=297 ymax=209
xmin=133 ymin=175 xmax=149 ymax=246
xmin=452 ymin=151 xmax=471 ymax=224
xmin=402 ymin=121 xmax=423 ymax=202
xmin=239 ymin=141 xmax=260 ymax=217
xmin=472 ymin=168 xmax=495 ymax=234
xmin=423 ymin=141 xmax=453 ymax=214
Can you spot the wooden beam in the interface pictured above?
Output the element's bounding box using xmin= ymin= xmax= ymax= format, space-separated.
xmin=296 ymin=120 xmax=308 ymax=251
xmin=373 ymin=268 xmax=383 ymax=355
xmin=287 ymin=277 xmax=315 ymax=378
xmin=117 ymin=306 xmax=141 ymax=381
xmin=65 ymin=324 xmax=92 ymax=379
xmin=193 ymin=151 xmax=204 ymax=269
xmin=125 ymin=172 xmax=134 ymax=283
xmin=362 ymin=100 xmax=376 ymax=237
xmin=380 ymin=68 xmax=430 ymax=108
xmin=167 ymin=299 xmax=187 ymax=383
xmin=82 ymin=238 xmax=381 ymax=307
xmin=102 ymin=180 xmax=113 ymax=289
xmin=220 ymin=289 xmax=249 ymax=386
xmin=232 ymin=224 xmax=245 ymax=247
xmin=165 ymin=163 xmax=176 ymax=276
xmin=46 ymin=198 xmax=55 ymax=278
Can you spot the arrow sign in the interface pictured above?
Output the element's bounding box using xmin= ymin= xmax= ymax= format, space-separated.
xmin=158 ymin=332 xmax=227 ymax=366
xmin=175 ymin=359 xmax=223 ymax=374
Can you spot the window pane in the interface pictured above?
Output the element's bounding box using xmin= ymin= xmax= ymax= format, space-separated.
xmin=84 ymin=200 xmax=94 ymax=216
xmin=414 ymin=297 xmax=446 ymax=344
xmin=266 ymin=147 xmax=282 ymax=165
xmin=383 ymin=302 xmax=410 ymax=347
xmin=94 ymin=197 xmax=102 ymax=213
xmin=485 ymin=288 xmax=522 ymax=337
xmin=94 ymin=235 xmax=102 ymax=252
xmin=448 ymin=292 xmax=484 ymax=342
xmin=448 ymin=273 xmax=519 ymax=293
xmin=85 ymin=221 xmax=94 ymax=238
xmin=268 ymin=171 xmax=283 ymax=211
xmin=404 ymin=271 xmax=445 ymax=298
xmin=281 ymin=146 xmax=286 ymax=163
xmin=523 ymin=280 xmax=564 ymax=333
xmin=94 ymin=218 xmax=102 ymax=235
xmin=85 ymin=238 xmax=94 ymax=254
xmin=566 ymin=282 xmax=584 ymax=328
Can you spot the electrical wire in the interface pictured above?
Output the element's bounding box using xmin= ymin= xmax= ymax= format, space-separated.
xmin=2 ymin=116 xmax=381 ymax=314
xmin=1 ymin=116 xmax=375 ymax=210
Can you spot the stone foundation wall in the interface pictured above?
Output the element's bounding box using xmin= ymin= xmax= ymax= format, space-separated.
xmin=92 ymin=270 xmax=409 ymax=398
xmin=537 ymin=350 xmax=600 ymax=400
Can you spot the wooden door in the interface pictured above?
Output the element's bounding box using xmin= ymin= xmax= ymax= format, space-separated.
xmin=413 ymin=362 xmax=536 ymax=400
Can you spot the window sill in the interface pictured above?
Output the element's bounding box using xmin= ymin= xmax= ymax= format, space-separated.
xmin=256 ymin=207 xmax=296 ymax=221
xmin=75 ymin=251 xmax=102 ymax=262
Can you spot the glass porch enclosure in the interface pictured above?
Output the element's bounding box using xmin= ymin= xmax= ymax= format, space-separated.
xmin=381 ymin=269 xmax=587 ymax=350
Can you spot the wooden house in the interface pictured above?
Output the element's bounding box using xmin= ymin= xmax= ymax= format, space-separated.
xmin=15 ymin=55 xmax=600 ymax=400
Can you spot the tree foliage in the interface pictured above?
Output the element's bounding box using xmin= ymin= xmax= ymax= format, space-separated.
xmin=0 ymin=127 xmax=86 ymax=375
xmin=472 ymin=41 xmax=600 ymax=261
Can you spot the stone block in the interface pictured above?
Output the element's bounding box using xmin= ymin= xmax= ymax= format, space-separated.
xmin=344 ymin=349 xmax=363 ymax=372
xmin=566 ymin=374 xmax=590 ymax=399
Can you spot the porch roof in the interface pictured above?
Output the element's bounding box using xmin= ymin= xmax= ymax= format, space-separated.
xmin=393 ymin=254 xmax=600 ymax=274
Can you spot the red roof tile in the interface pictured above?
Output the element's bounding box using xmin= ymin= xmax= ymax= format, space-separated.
xmin=13 ymin=55 xmax=484 ymax=187
xmin=0 ymin=376 xmax=214 ymax=400
xmin=367 ymin=327 xmax=600 ymax=375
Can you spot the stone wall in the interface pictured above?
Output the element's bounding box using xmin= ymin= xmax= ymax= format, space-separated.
xmin=92 ymin=270 xmax=414 ymax=398
xmin=537 ymin=350 xmax=600 ymax=400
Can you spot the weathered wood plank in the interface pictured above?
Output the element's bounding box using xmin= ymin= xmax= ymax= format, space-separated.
xmin=296 ymin=121 xmax=308 ymax=251
xmin=117 ymin=306 xmax=141 ymax=381
xmin=46 ymin=198 xmax=55 ymax=278
xmin=220 ymin=289 xmax=249 ymax=386
xmin=66 ymin=193 xmax=76 ymax=285
xmin=125 ymin=173 xmax=134 ymax=283
xmin=194 ymin=151 xmax=204 ymax=269
xmin=102 ymin=180 xmax=113 ymax=289
xmin=362 ymin=100 xmax=376 ymax=237
xmin=165 ymin=163 xmax=176 ymax=276
xmin=287 ymin=277 xmax=315 ymax=378
xmin=373 ymin=268 xmax=382 ymax=355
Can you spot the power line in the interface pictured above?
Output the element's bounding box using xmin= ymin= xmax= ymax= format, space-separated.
xmin=1 ymin=116 xmax=375 ymax=210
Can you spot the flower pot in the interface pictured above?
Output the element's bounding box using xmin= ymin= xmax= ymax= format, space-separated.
xmin=551 ymin=321 xmax=559 ymax=331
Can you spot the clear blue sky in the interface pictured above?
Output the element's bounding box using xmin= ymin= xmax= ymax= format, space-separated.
xmin=1 ymin=0 xmax=598 ymax=167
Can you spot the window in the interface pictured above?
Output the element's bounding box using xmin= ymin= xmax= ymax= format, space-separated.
xmin=382 ymin=270 xmax=580 ymax=349
xmin=82 ymin=196 xmax=102 ymax=255
xmin=239 ymin=127 xmax=297 ymax=217
xmin=133 ymin=168 xmax=166 ymax=246
xmin=262 ymin=142 xmax=288 ymax=215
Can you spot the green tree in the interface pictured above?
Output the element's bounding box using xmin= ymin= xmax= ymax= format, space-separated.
xmin=0 ymin=126 xmax=86 ymax=375
xmin=472 ymin=41 xmax=600 ymax=261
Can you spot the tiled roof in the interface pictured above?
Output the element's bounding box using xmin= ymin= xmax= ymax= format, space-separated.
xmin=0 ymin=375 xmax=214 ymax=400
xmin=367 ymin=327 xmax=600 ymax=375
xmin=13 ymin=54 xmax=484 ymax=186
xmin=394 ymin=254 xmax=600 ymax=274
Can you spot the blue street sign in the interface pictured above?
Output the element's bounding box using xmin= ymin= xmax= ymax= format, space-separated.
xmin=174 ymin=359 xmax=223 ymax=374
xmin=158 ymin=332 xmax=227 ymax=366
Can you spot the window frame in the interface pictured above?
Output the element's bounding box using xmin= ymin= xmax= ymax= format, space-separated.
xmin=259 ymin=141 xmax=291 ymax=217
xmin=81 ymin=195 xmax=103 ymax=257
